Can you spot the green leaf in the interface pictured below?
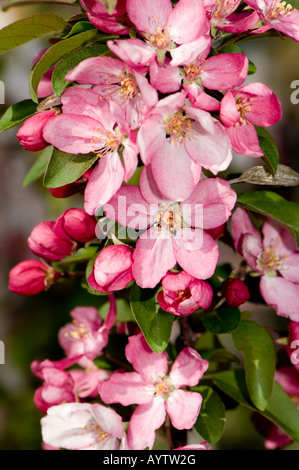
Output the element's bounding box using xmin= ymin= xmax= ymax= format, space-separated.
xmin=29 ymin=29 xmax=98 ymax=102
xmin=201 ymin=304 xmax=241 ymax=334
xmin=99 ymin=298 xmax=134 ymax=323
xmin=237 ymin=191 xmax=299 ymax=247
xmin=212 ymin=370 xmax=299 ymax=442
xmin=52 ymin=246 xmax=98 ymax=272
xmin=44 ymin=148 xmax=98 ymax=188
xmin=0 ymin=13 xmax=67 ymax=54
xmin=62 ymin=21 xmax=97 ymax=39
xmin=232 ymin=320 xmax=275 ymax=411
xmin=0 ymin=99 xmax=37 ymax=133
xmin=255 ymin=126 xmax=280 ymax=175
xmin=217 ymin=44 xmax=256 ymax=75
xmin=52 ymin=44 xmax=109 ymax=96
xmin=194 ymin=386 xmax=226 ymax=444
xmin=95 ymin=0 xmax=117 ymax=14
xmin=22 ymin=146 xmax=53 ymax=188
xmin=130 ymin=284 xmax=174 ymax=353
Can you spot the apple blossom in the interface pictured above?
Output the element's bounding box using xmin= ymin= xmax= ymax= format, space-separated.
xmin=8 ymin=260 xmax=60 ymax=296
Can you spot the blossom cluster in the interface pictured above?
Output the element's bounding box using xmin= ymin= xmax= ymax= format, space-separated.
xmin=5 ymin=0 xmax=299 ymax=451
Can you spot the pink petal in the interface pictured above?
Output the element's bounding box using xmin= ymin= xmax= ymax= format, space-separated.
xmin=170 ymin=348 xmax=209 ymax=387
xmin=231 ymin=207 xmax=262 ymax=253
xmin=149 ymin=59 xmax=182 ymax=93
xmin=126 ymin=0 xmax=172 ymax=33
xmin=84 ymin=151 xmax=124 ymax=215
xmin=262 ymin=220 xmax=297 ymax=257
xmin=170 ymin=36 xmax=211 ymax=66
xmin=99 ymin=371 xmax=151 ymax=406
xmin=133 ymin=70 xmax=159 ymax=111
xmin=173 ymin=228 xmax=219 ymax=279
xmin=168 ymin=0 xmax=209 ymax=44
xmin=137 ymin=114 xmax=166 ymax=165
xmin=201 ymin=53 xmax=248 ymax=90
xmin=140 ymin=166 xmax=171 ymax=205
xmin=125 ymin=334 xmax=169 ymax=381
xmin=65 ymin=56 xmax=126 ymax=84
xmin=127 ymin=398 xmax=166 ymax=450
xmin=220 ymin=90 xmax=240 ymax=127
xmin=238 ymin=83 xmax=282 ymax=126
xmin=226 ymin=123 xmax=263 ymax=157
xmin=108 ymin=38 xmax=156 ymax=68
xmin=183 ymin=178 xmax=237 ymax=229
xmin=183 ymin=83 xmax=220 ymax=111
xmin=275 ymin=367 xmax=299 ymax=397
xmin=166 ymin=389 xmax=202 ymax=429
xmin=132 ymin=227 xmax=177 ymax=288
xmin=259 ymin=275 xmax=299 ymax=321
xmin=241 ymin=233 xmax=263 ymax=271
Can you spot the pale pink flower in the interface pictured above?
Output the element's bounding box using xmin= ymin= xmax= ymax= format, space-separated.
xmin=66 ymin=57 xmax=158 ymax=129
xmin=8 ymin=260 xmax=59 ymax=296
xmin=157 ymin=271 xmax=213 ymax=316
xmin=41 ymin=402 xmax=124 ymax=450
xmin=232 ymin=208 xmax=299 ymax=320
xmin=220 ymin=82 xmax=282 ymax=156
xmin=28 ymin=221 xmax=75 ymax=261
xmin=108 ymin=0 xmax=210 ymax=67
xmin=99 ymin=334 xmax=209 ymax=450
xmin=105 ymin=167 xmax=236 ymax=288
xmin=208 ymin=0 xmax=260 ymax=33
xmin=79 ymin=0 xmax=131 ymax=35
xmin=138 ymin=91 xmax=232 ymax=200
xmin=58 ymin=296 xmax=117 ymax=361
xmin=88 ymin=245 xmax=134 ymax=293
xmin=245 ymin=0 xmax=299 ymax=41
xmin=43 ymin=88 xmax=139 ymax=214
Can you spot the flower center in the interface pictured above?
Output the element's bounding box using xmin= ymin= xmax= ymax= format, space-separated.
xmin=184 ymin=62 xmax=203 ymax=82
xmin=212 ymin=0 xmax=240 ymax=21
xmin=91 ymin=128 xmax=122 ymax=157
xmin=164 ymin=112 xmax=195 ymax=145
xmin=258 ymin=247 xmax=286 ymax=273
xmin=154 ymin=204 xmax=183 ymax=234
xmin=82 ymin=422 xmax=112 ymax=448
xmin=154 ymin=379 xmax=170 ymax=396
xmin=65 ymin=319 xmax=90 ymax=341
xmin=148 ymin=23 xmax=171 ymax=49
xmin=117 ymin=75 xmax=137 ymax=101
xmin=176 ymin=288 xmax=192 ymax=301
xmin=235 ymin=95 xmax=254 ymax=126
xmin=268 ymin=1 xmax=296 ymax=19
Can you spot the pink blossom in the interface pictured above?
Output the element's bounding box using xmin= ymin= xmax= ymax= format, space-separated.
xmin=65 ymin=57 xmax=158 ymax=129
xmin=232 ymin=208 xmax=299 ymax=320
xmin=79 ymin=0 xmax=131 ymax=35
xmin=8 ymin=260 xmax=60 ymax=296
xmin=55 ymin=208 xmax=97 ymax=243
xmin=88 ymin=245 xmax=134 ymax=293
xmin=58 ymin=296 xmax=117 ymax=361
xmin=220 ymin=83 xmax=282 ymax=156
xmin=138 ymin=91 xmax=232 ymax=200
xmin=27 ymin=221 xmax=75 ymax=261
xmin=108 ymin=0 xmax=210 ymax=67
xmin=288 ymin=321 xmax=299 ymax=372
xmin=245 ymin=0 xmax=299 ymax=41
xmin=99 ymin=334 xmax=209 ymax=450
xmin=208 ymin=0 xmax=260 ymax=33
xmin=104 ymin=167 xmax=236 ymax=288
xmin=157 ymin=271 xmax=213 ymax=316
xmin=17 ymin=110 xmax=56 ymax=151
xmin=41 ymin=402 xmax=124 ymax=450
xmin=43 ymin=88 xmax=139 ymax=214
xmin=221 ymin=278 xmax=250 ymax=307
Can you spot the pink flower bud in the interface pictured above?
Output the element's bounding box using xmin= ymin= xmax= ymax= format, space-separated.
xmin=222 ymin=278 xmax=250 ymax=308
xmin=88 ymin=245 xmax=134 ymax=293
xmin=157 ymin=271 xmax=213 ymax=316
xmin=8 ymin=260 xmax=59 ymax=296
xmin=49 ymin=170 xmax=92 ymax=199
xmin=55 ymin=208 xmax=97 ymax=243
xmin=17 ymin=110 xmax=56 ymax=151
xmin=28 ymin=221 xmax=75 ymax=261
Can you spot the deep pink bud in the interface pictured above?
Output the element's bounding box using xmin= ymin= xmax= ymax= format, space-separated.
xmin=28 ymin=221 xmax=75 ymax=261
xmin=206 ymin=223 xmax=226 ymax=240
xmin=17 ymin=110 xmax=56 ymax=151
xmin=8 ymin=260 xmax=59 ymax=296
xmin=88 ymin=244 xmax=134 ymax=293
xmin=55 ymin=208 xmax=97 ymax=243
xmin=157 ymin=271 xmax=213 ymax=316
xmin=222 ymin=278 xmax=250 ymax=308
xmin=49 ymin=170 xmax=92 ymax=199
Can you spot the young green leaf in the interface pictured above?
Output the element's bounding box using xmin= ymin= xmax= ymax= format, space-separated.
xmin=43 ymin=148 xmax=98 ymax=188
xmin=232 ymin=320 xmax=276 ymax=411
xmin=0 ymin=100 xmax=37 ymax=133
xmin=237 ymin=191 xmax=299 ymax=247
xmin=52 ymin=44 xmax=110 ymax=96
xmin=130 ymin=284 xmax=174 ymax=353
xmin=193 ymin=386 xmax=226 ymax=444
xmin=201 ymin=304 xmax=241 ymax=334
xmin=29 ymin=29 xmax=98 ymax=102
xmin=62 ymin=21 xmax=97 ymax=39
xmin=22 ymin=146 xmax=53 ymax=188
xmin=255 ymin=126 xmax=280 ymax=175
xmin=213 ymin=370 xmax=299 ymax=442
xmin=0 ymin=13 xmax=67 ymax=54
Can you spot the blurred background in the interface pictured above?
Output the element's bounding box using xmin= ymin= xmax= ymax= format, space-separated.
xmin=0 ymin=0 xmax=298 ymax=450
